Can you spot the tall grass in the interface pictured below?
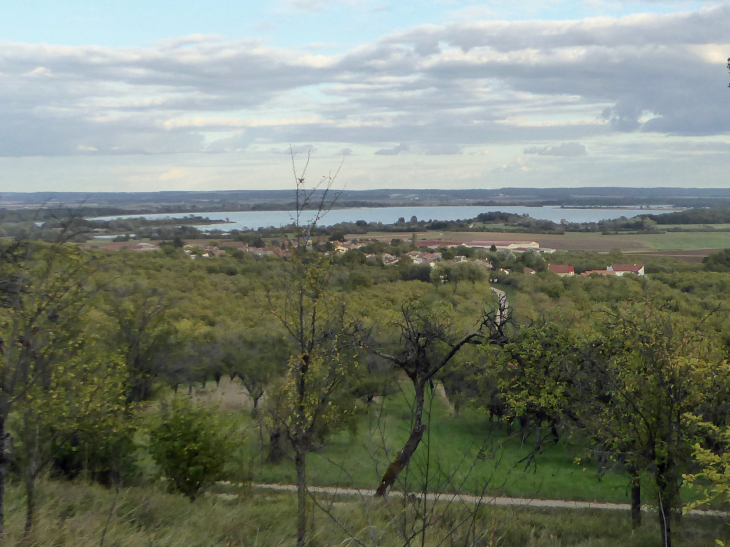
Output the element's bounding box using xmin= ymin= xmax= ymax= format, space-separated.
xmin=3 ymin=479 xmax=728 ymax=546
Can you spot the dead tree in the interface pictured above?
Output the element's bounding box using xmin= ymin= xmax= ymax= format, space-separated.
xmin=372 ymin=296 xmax=510 ymax=497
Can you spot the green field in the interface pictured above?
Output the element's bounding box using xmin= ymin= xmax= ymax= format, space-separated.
xmin=214 ymin=384 xmax=672 ymax=506
xmin=578 ymin=231 xmax=730 ymax=252
xmin=356 ymin=230 xmax=730 ymax=253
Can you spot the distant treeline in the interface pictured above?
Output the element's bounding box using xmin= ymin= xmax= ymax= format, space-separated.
xmin=6 ymin=187 xmax=730 ymax=215
xmin=646 ymin=207 xmax=730 ymax=225
xmin=5 ymin=206 xmax=730 ymax=245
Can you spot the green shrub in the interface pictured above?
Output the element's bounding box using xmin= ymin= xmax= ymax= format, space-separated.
xmin=149 ymin=400 xmax=229 ymax=501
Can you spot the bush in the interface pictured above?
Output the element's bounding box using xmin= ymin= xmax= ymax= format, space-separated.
xmin=149 ymin=400 xmax=229 ymax=501
xmin=52 ymin=418 xmax=139 ymax=486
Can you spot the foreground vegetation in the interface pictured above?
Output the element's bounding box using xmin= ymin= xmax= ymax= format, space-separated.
xmin=3 ymin=480 xmax=730 ymax=547
xmin=6 ymin=182 xmax=730 ymax=546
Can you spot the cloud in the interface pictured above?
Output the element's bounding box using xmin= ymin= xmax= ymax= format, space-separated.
xmin=160 ymin=168 xmax=186 ymax=180
xmin=423 ymin=143 xmax=463 ymax=155
xmin=524 ymin=142 xmax=588 ymax=156
xmin=337 ymin=147 xmax=353 ymax=155
xmin=496 ymin=156 xmax=531 ymax=173
xmin=269 ymin=144 xmax=317 ymax=154
xmin=1 ymin=4 xmax=730 ymax=160
xmin=281 ymin=0 xmax=358 ymax=12
xmin=375 ymin=143 xmax=409 ymax=155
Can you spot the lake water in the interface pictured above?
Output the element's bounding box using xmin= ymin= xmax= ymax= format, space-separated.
xmin=91 ymin=205 xmax=678 ymax=232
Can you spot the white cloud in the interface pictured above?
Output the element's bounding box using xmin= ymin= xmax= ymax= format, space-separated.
xmin=160 ymin=168 xmax=187 ymax=180
xmin=374 ymin=143 xmax=409 ymax=155
xmin=280 ymin=0 xmax=361 ymax=12
xmin=524 ymin=142 xmax=588 ymax=156
xmin=0 ymin=4 xmax=729 ymax=165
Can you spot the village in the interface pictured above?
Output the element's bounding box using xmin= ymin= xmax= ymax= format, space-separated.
xmin=98 ymin=237 xmax=645 ymax=278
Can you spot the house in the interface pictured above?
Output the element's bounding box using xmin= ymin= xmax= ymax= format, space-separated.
xmin=473 ymin=259 xmax=493 ymax=269
xmin=523 ymin=267 xmax=536 ymax=275
xmin=219 ymin=242 xmax=248 ymax=251
xmin=467 ymin=241 xmax=540 ymax=251
xmin=406 ymin=251 xmax=442 ymax=267
xmin=417 ymin=241 xmax=540 ymax=252
xmin=548 ymin=264 xmax=575 ymax=277
xmin=609 ymin=264 xmax=645 ymax=276
xmin=334 ymin=242 xmax=365 ymax=254
xmin=382 ymin=253 xmax=400 ymax=266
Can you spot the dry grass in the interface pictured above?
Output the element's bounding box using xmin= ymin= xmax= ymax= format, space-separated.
xmin=187 ymin=376 xmax=253 ymax=411
xmin=4 ymin=479 xmax=730 ymax=546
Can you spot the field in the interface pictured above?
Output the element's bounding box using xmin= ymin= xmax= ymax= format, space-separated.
xmin=351 ymin=230 xmax=730 ymax=257
xmin=193 ymin=379 xmax=677 ymax=507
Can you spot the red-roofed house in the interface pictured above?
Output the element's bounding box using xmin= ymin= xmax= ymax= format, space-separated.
xmin=548 ymin=264 xmax=575 ymax=277
xmin=523 ymin=267 xmax=536 ymax=275
xmin=609 ymin=264 xmax=645 ymax=276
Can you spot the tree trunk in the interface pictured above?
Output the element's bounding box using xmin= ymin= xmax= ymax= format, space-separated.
xmin=376 ymin=380 xmax=426 ymax=497
xmin=629 ymin=467 xmax=641 ymax=529
xmin=656 ymin=461 xmax=675 ymax=547
xmin=24 ymin=473 xmax=35 ymax=538
xmin=658 ymin=492 xmax=671 ymax=547
xmin=267 ymin=428 xmax=284 ymax=464
xmin=23 ymin=414 xmax=40 ymax=539
xmin=0 ymin=416 xmax=10 ymax=540
xmin=295 ymin=450 xmax=307 ymax=547
xmin=251 ymin=395 xmax=261 ymax=418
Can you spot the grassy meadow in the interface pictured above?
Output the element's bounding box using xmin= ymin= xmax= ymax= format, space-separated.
xmin=353 ymin=230 xmax=730 ymax=254
xmin=4 ymin=479 xmax=728 ymax=547
xmin=190 ymin=378 xmax=673 ymax=507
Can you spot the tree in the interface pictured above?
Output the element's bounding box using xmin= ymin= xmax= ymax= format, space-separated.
xmin=13 ymin=343 xmax=127 ymax=536
xmin=265 ymin=152 xmax=367 ymax=547
xmin=221 ymin=328 xmax=288 ymax=415
xmin=501 ymin=304 xmax=730 ymax=545
xmin=684 ymin=423 xmax=730 ymax=514
xmin=492 ymin=321 xmax=579 ymax=448
xmin=104 ymin=281 xmax=172 ymax=402
xmin=372 ymin=294 xmax=509 ymax=497
xmin=0 ymin=239 xmax=100 ymax=538
xmin=583 ymin=306 xmax=730 ymax=546
xmin=430 ymin=261 xmax=486 ymax=291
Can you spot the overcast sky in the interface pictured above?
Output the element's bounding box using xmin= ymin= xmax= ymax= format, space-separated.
xmin=1 ymin=0 xmax=729 ymax=192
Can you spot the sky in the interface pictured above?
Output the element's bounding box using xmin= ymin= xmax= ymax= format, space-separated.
xmin=1 ymin=0 xmax=729 ymax=192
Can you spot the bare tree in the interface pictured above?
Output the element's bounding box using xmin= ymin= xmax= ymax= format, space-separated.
xmin=372 ymin=296 xmax=510 ymax=497
xmin=264 ymin=150 xmax=370 ymax=547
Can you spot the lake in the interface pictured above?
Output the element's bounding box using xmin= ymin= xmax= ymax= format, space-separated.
xmin=91 ymin=205 xmax=678 ymax=232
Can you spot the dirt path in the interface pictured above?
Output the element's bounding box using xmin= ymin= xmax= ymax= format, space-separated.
xmin=249 ymin=483 xmax=727 ymax=517
xmin=490 ymin=286 xmax=509 ymax=325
